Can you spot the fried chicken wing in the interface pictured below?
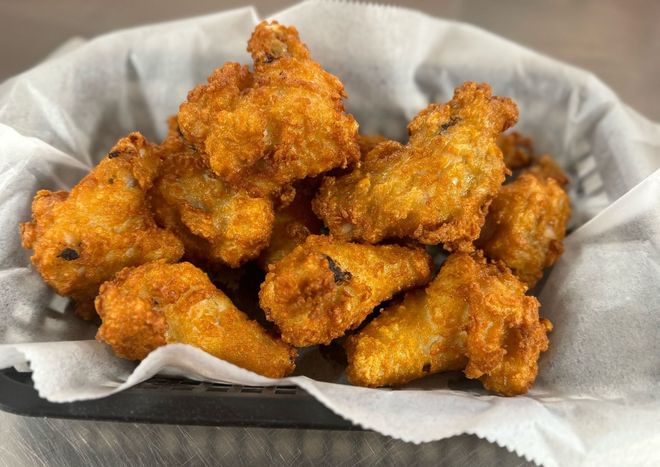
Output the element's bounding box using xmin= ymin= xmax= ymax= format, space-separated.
xmin=496 ymin=130 xmax=569 ymax=186
xmin=476 ymin=172 xmax=570 ymax=288
xmin=177 ymin=21 xmax=360 ymax=197
xmin=95 ymin=261 xmax=296 ymax=378
xmin=257 ymin=179 xmax=322 ymax=269
xmin=313 ymin=82 xmax=518 ymax=251
xmin=259 ymin=235 xmax=433 ymax=347
xmin=345 ymin=252 xmax=551 ymax=396
xmin=527 ymin=154 xmax=570 ymax=187
xmin=357 ymin=134 xmax=387 ymax=158
xmin=150 ymin=119 xmax=275 ymax=267
xmin=497 ymin=131 xmax=533 ymax=170
xmin=20 ymin=133 xmax=183 ymax=319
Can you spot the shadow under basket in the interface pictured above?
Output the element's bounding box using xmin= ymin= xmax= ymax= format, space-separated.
xmin=0 ymin=368 xmax=356 ymax=429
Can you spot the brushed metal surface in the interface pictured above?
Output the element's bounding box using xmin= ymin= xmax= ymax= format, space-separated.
xmin=0 ymin=412 xmax=530 ymax=467
xmin=1 ymin=1 xmax=657 ymax=465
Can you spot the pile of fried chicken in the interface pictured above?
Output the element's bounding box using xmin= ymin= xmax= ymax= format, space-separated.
xmin=20 ymin=21 xmax=570 ymax=396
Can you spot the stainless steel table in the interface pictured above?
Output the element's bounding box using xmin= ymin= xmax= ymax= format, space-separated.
xmin=1 ymin=1 xmax=658 ymax=465
xmin=0 ymin=418 xmax=529 ymax=466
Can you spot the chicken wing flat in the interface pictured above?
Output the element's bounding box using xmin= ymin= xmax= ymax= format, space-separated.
xmin=259 ymin=235 xmax=433 ymax=347
xmin=476 ymin=172 xmax=570 ymax=288
xmin=497 ymin=131 xmax=533 ymax=170
xmin=345 ymin=251 xmax=551 ymax=396
xmin=313 ymin=82 xmax=518 ymax=251
xmin=20 ymin=133 xmax=183 ymax=319
xmin=150 ymin=119 xmax=274 ymax=267
xmin=257 ymin=179 xmax=322 ymax=269
xmin=177 ymin=21 xmax=360 ymax=197
xmin=527 ymin=154 xmax=570 ymax=187
xmin=96 ymin=261 xmax=296 ymax=378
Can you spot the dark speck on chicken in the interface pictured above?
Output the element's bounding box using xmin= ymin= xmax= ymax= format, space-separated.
xmin=324 ymin=255 xmax=352 ymax=284
xmin=58 ymin=248 xmax=80 ymax=261
xmin=439 ymin=116 xmax=460 ymax=134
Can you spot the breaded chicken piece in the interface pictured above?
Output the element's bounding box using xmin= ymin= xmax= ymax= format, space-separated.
xmin=313 ymin=82 xmax=518 ymax=251
xmin=496 ymin=130 xmax=569 ymax=185
xmin=259 ymin=235 xmax=433 ymax=347
xmin=497 ymin=130 xmax=569 ymax=185
xmin=345 ymin=252 xmax=551 ymax=396
xmin=527 ymin=154 xmax=570 ymax=187
xmin=177 ymin=21 xmax=360 ymax=197
xmin=357 ymin=134 xmax=387 ymax=158
xmin=20 ymin=133 xmax=183 ymax=319
xmin=257 ymin=179 xmax=322 ymax=269
xmin=150 ymin=119 xmax=274 ymax=267
xmin=497 ymin=131 xmax=533 ymax=170
xmin=476 ymin=172 xmax=570 ymax=288
xmin=96 ymin=261 xmax=296 ymax=378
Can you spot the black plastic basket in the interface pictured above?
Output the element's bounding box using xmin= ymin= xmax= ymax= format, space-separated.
xmin=0 ymin=368 xmax=356 ymax=429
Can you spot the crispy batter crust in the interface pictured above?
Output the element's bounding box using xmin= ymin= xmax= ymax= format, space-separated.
xmin=476 ymin=173 xmax=570 ymax=287
xmin=345 ymin=252 xmax=551 ymax=396
xmin=313 ymin=82 xmax=517 ymax=251
xmin=357 ymin=134 xmax=387 ymax=158
xmin=257 ymin=179 xmax=323 ymax=269
xmin=95 ymin=261 xmax=297 ymax=378
xmin=259 ymin=235 xmax=433 ymax=347
xmin=527 ymin=154 xmax=570 ymax=187
xmin=177 ymin=21 xmax=360 ymax=197
xmin=150 ymin=119 xmax=274 ymax=267
xmin=497 ymin=131 xmax=533 ymax=170
xmin=19 ymin=133 xmax=183 ymax=319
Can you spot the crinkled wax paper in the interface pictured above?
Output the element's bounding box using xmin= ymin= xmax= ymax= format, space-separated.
xmin=1 ymin=2 xmax=659 ymax=466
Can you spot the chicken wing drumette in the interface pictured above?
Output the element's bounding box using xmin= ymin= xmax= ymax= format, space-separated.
xmin=96 ymin=261 xmax=297 ymax=378
xmin=259 ymin=235 xmax=433 ymax=347
xmin=150 ymin=119 xmax=275 ymax=267
xmin=313 ymin=82 xmax=518 ymax=251
xmin=345 ymin=251 xmax=551 ymax=396
xmin=177 ymin=21 xmax=360 ymax=198
xmin=20 ymin=133 xmax=183 ymax=319
xmin=476 ymin=172 xmax=570 ymax=288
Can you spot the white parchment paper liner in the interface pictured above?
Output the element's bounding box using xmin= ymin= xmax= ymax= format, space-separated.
xmin=1 ymin=2 xmax=659 ymax=466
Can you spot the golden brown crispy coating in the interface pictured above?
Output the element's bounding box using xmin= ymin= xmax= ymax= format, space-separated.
xmin=95 ymin=261 xmax=296 ymax=378
xmin=496 ymin=130 xmax=569 ymax=186
xmin=527 ymin=154 xmax=570 ymax=187
xmin=177 ymin=21 xmax=360 ymax=197
xmin=257 ymin=179 xmax=322 ymax=269
xmin=357 ymin=134 xmax=387 ymax=158
xmin=20 ymin=133 xmax=183 ymax=319
xmin=461 ymin=254 xmax=552 ymax=395
xmin=345 ymin=252 xmax=551 ymax=396
xmin=313 ymin=82 xmax=518 ymax=251
xmin=497 ymin=131 xmax=533 ymax=170
xmin=150 ymin=120 xmax=275 ymax=267
xmin=259 ymin=235 xmax=433 ymax=347
xmin=476 ymin=173 xmax=570 ymax=288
